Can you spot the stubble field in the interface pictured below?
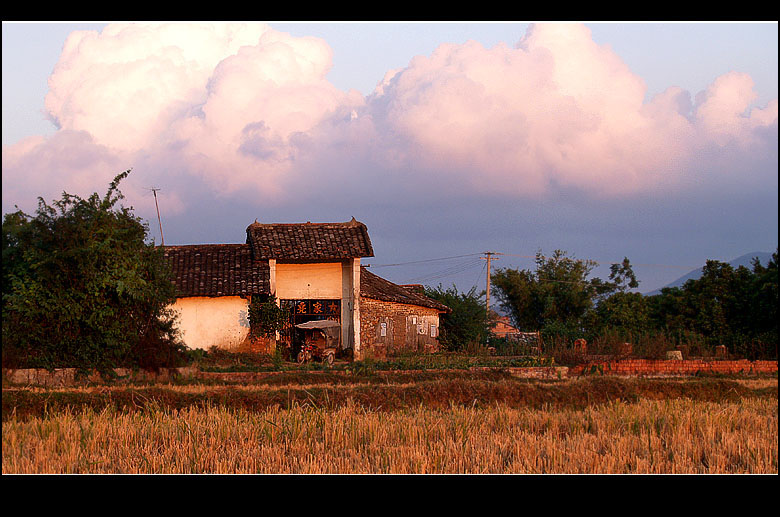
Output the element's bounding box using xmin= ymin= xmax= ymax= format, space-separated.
xmin=2 ymin=372 xmax=777 ymax=474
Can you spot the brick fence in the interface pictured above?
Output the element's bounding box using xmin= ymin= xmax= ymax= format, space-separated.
xmin=569 ymin=359 xmax=778 ymax=377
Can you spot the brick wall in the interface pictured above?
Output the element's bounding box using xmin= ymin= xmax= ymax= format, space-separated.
xmin=360 ymin=297 xmax=441 ymax=358
xmin=570 ymin=359 xmax=778 ymax=376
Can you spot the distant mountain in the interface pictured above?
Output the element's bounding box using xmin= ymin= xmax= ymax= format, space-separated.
xmin=644 ymin=251 xmax=774 ymax=296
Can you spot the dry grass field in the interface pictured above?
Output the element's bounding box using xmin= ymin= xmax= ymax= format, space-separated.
xmin=2 ymin=375 xmax=777 ymax=474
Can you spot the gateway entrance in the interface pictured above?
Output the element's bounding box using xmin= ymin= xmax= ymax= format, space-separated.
xmin=279 ymin=299 xmax=341 ymax=354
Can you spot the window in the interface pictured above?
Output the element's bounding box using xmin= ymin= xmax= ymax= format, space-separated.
xmin=430 ymin=325 xmax=437 ymax=338
xmin=380 ymin=322 xmax=387 ymax=337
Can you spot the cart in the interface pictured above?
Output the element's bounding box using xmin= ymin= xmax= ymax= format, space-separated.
xmin=295 ymin=320 xmax=341 ymax=366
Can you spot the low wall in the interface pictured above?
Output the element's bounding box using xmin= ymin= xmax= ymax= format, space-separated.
xmin=570 ymin=359 xmax=778 ymax=377
xmin=4 ymin=360 xmax=775 ymax=387
xmin=469 ymin=366 xmax=569 ymax=380
xmin=2 ymin=367 xmax=198 ymax=387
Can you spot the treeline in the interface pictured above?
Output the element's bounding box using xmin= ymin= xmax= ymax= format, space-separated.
xmin=426 ymin=250 xmax=778 ymax=360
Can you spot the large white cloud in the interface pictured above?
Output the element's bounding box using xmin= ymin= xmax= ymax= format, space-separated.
xmin=3 ymin=22 xmax=777 ymax=219
xmin=5 ymin=23 xmax=364 ymax=213
xmin=44 ymin=24 xmax=274 ymax=151
xmin=367 ymin=23 xmax=777 ymax=197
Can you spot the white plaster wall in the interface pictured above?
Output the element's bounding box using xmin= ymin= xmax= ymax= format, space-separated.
xmin=276 ymin=263 xmax=342 ymax=299
xmin=341 ymin=259 xmax=360 ymax=353
xmin=170 ymin=296 xmax=251 ymax=351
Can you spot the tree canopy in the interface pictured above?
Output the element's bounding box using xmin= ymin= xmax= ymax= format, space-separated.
xmin=646 ymin=253 xmax=778 ymax=358
xmin=488 ymin=248 xmax=777 ymax=359
xmin=423 ymin=284 xmax=490 ymax=351
xmin=2 ymin=170 xmax=186 ymax=372
xmin=491 ymin=250 xmax=605 ymax=336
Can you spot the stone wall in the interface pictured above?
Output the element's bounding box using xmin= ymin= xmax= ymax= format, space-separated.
xmin=360 ymin=297 xmax=441 ymax=358
xmin=570 ymin=359 xmax=778 ymax=377
xmin=3 ymin=367 xmax=198 ymax=387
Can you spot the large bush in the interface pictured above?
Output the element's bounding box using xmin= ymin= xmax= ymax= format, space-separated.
xmin=423 ymin=285 xmax=490 ymax=350
xmin=2 ymin=170 xmax=186 ymax=373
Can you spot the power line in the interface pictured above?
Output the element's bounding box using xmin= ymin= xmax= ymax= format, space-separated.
xmin=498 ymin=252 xmax=699 ymax=269
xmin=369 ymin=250 xmax=700 ymax=272
xmin=477 ymin=259 xmax=488 ymax=291
xmin=367 ymin=249 xmax=708 ymax=289
xmin=404 ymin=258 xmax=484 ymax=284
xmin=405 ymin=259 xmax=483 ymax=283
xmin=368 ymin=252 xmax=483 ymax=268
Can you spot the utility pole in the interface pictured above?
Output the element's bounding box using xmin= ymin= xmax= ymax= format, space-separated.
xmin=147 ymin=187 xmax=165 ymax=246
xmin=481 ymin=252 xmax=499 ymax=321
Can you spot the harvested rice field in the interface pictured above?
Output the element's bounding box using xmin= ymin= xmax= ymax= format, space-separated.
xmin=3 ymin=374 xmax=777 ymax=474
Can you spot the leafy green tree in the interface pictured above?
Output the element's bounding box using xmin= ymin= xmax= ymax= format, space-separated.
xmin=423 ymin=284 xmax=490 ymax=350
xmin=589 ymin=291 xmax=649 ymax=337
xmin=491 ymin=250 xmax=599 ymax=333
xmin=587 ymin=257 xmax=647 ymax=337
xmin=607 ymin=257 xmax=639 ymax=293
xmin=749 ymin=251 xmax=778 ymax=341
xmin=646 ymin=286 xmax=688 ymax=337
xmin=2 ymin=170 xmax=185 ymax=373
xmin=684 ymin=260 xmax=739 ymax=338
xmin=645 ymin=251 xmax=778 ymax=359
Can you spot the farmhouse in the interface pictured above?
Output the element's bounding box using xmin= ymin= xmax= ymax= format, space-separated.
xmin=488 ymin=311 xmax=543 ymax=352
xmin=491 ymin=313 xmax=521 ymax=340
xmin=163 ymin=218 xmax=449 ymax=360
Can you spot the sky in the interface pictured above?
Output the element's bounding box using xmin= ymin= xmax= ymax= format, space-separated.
xmin=2 ymin=21 xmax=778 ymax=300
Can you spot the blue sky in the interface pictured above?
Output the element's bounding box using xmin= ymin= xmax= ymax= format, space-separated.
xmin=2 ymin=21 xmax=778 ymax=297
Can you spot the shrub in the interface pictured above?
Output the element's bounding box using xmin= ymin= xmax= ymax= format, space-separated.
xmin=2 ymin=170 xmax=185 ymax=373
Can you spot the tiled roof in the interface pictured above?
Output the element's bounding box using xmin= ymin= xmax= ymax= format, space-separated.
xmin=163 ymin=244 xmax=269 ymax=297
xmin=360 ymin=267 xmax=451 ymax=312
xmin=246 ymin=218 xmax=374 ymax=260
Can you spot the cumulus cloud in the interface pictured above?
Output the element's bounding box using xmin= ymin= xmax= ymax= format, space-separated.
xmin=44 ymin=23 xmax=271 ymax=151
xmin=2 ymin=22 xmax=777 ymax=219
xmin=2 ymin=131 xmax=125 ymax=207
xmin=366 ymin=23 xmax=777 ymax=197
xmin=3 ymin=23 xmax=363 ymax=214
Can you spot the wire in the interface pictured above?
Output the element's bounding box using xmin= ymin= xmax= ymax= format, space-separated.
xmin=404 ymin=258 xmax=484 ymax=284
xmin=497 ymin=252 xmax=701 ymax=269
xmin=478 ymin=259 xmax=487 ymax=287
xmin=367 ymin=252 xmax=484 ymax=268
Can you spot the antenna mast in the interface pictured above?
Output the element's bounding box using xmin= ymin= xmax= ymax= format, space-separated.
xmin=147 ymin=187 xmax=165 ymax=246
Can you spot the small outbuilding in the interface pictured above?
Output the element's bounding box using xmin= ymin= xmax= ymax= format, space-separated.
xmin=359 ymin=267 xmax=451 ymax=358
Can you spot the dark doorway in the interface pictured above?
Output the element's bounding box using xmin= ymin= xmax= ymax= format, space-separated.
xmin=279 ymin=299 xmax=341 ymax=356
